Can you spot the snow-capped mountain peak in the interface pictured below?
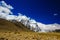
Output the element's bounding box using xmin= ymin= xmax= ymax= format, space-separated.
xmin=0 ymin=1 xmax=60 ymax=32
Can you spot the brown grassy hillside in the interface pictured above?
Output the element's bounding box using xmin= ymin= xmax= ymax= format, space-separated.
xmin=0 ymin=19 xmax=32 ymax=32
xmin=0 ymin=19 xmax=60 ymax=40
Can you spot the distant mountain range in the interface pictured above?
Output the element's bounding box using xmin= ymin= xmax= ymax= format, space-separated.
xmin=0 ymin=1 xmax=60 ymax=32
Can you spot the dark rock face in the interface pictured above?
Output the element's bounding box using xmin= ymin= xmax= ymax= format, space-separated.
xmin=52 ymin=29 xmax=60 ymax=32
xmin=55 ymin=29 xmax=60 ymax=32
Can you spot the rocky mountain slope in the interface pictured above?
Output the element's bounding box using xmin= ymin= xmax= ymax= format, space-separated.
xmin=0 ymin=19 xmax=60 ymax=40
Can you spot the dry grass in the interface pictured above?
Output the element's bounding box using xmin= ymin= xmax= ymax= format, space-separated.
xmin=0 ymin=31 xmax=60 ymax=40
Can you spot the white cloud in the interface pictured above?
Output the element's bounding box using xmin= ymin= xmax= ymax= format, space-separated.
xmin=53 ymin=13 xmax=58 ymax=16
xmin=0 ymin=1 xmax=13 ymax=15
xmin=0 ymin=1 xmax=13 ymax=9
xmin=0 ymin=6 xmax=13 ymax=14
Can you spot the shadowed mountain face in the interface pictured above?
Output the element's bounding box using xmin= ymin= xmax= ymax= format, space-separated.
xmin=0 ymin=18 xmax=32 ymax=32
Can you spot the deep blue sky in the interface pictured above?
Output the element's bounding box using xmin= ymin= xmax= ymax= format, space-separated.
xmin=2 ymin=0 xmax=60 ymax=24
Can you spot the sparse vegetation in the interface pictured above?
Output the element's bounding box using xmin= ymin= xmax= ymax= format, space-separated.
xmin=0 ymin=37 xmax=8 ymax=40
xmin=0 ymin=32 xmax=60 ymax=40
xmin=0 ymin=19 xmax=60 ymax=40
